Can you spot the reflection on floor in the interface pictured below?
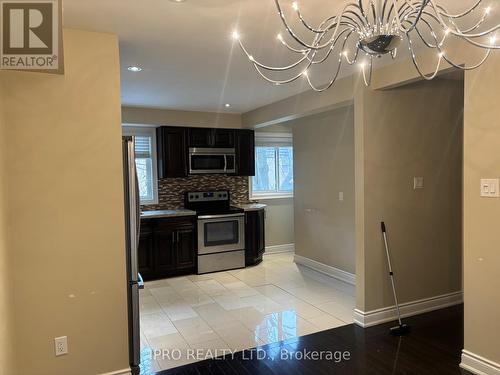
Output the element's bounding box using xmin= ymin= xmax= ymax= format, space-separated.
xmin=155 ymin=305 xmax=466 ymax=375
xmin=139 ymin=252 xmax=356 ymax=374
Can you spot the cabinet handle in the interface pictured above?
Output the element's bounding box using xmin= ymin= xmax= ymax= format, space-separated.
xmin=172 ymin=234 xmax=175 ymax=246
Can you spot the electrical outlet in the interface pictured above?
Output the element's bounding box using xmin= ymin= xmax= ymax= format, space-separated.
xmin=54 ymin=336 xmax=68 ymax=356
xmin=414 ymin=177 xmax=424 ymax=189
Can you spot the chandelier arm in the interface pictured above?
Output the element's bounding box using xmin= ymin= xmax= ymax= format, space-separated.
xmin=251 ymin=60 xmax=314 ymax=85
xmin=361 ymin=56 xmax=374 ymax=86
xmin=440 ymin=48 xmax=491 ymax=70
xmin=408 ymin=20 xmax=492 ymax=70
xmin=306 ymin=55 xmax=344 ymax=92
xmin=427 ymin=0 xmax=500 ymax=38
xmin=308 ymin=29 xmax=356 ymax=65
xmin=274 ymin=0 xmax=363 ymax=50
xmin=237 ymin=39 xmax=312 ymax=71
xmin=295 ymin=8 xmax=364 ymax=34
xmin=278 ymin=38 xmax=310 ymax=54
xmin=406 ymin=32 xmax=443 ymax=80
xmin=400 ymin=0 xmax=431 ymax=33
xmin=435 ymin=0 xmax=483 ymax=19
xmin=306 ymin=27 xmax=359 ymax=92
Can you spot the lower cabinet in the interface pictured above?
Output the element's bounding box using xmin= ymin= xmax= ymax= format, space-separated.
xmin=139 ymin=217 xmax=196 ymax=281
xmin=245 ymin=209 xmax=266 ymax=266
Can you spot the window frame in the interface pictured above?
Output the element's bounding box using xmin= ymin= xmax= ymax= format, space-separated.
xmin=250 ymin=132 xmax=294 ymax=200
xmin=122 ymin=125 xmax=159 ymax=206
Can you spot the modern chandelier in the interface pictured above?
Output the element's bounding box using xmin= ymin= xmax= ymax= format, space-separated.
xmin=232 ymin=0 xmax=499 ymax=91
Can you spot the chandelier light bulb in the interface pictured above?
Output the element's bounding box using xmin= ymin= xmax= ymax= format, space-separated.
xmin=292 ymin=2 xmax=299 ymax=11
xmin=485 ymin=6 xmax=491 ymax=14
xmin=438 ymin=52 xmax=444 ymax=58
xmin=277 ymin=33 xmax=283 ymax=41
xmin=249 ymin=55 xmax=255 ymax=61
xmin=490 ymin=36 xmax=497 ymax=45
xmin=232 ymin=31 xmax=240 ymax=40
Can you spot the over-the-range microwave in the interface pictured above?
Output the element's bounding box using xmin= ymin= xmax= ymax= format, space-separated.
xmin=189 ymin=148 xmax=236 ymax=174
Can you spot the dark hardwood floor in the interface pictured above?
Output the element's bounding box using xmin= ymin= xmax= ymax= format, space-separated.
xmin=154 ymin=305 xmax=470 ymax=375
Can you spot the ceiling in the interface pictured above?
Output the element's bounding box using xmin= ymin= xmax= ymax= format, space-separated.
xmin=63 ymin=0 xmax=490 ymax=114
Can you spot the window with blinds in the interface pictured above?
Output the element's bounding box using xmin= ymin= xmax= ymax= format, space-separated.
xmin=123 ymin=126 xmax=158 ymax=205
xmin=251 ymin=133 xmax=294 ymax=198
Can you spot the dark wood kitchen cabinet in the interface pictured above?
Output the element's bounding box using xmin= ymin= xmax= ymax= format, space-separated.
xmin=187 ymin=128 xmax=235 ymax=148
xmin=138 ymin=220 xmax=155 ymax=280
xmin=156 ymin=127 xmax=188 ymax=178
xmin=138 ymin=216 xmax=196 ymax=280
xmin=235 ymin=129 xmax=255 ymax=176
xmin=245 ymin=209 xmax=265 ymax=266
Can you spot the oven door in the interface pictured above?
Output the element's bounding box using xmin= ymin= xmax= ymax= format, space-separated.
xmin=198 ymin=213 xmax=245 ymax=254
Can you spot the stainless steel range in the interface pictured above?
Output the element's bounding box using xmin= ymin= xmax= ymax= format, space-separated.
xmin=185 ymin=190 xmax=245 ymax=274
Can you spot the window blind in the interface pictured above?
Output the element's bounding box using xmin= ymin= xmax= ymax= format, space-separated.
xmin=134 ymin=136 xmax=152 ymax=159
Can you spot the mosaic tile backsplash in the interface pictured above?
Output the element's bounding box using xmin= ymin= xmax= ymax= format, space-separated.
xmin=142 ymin=175 xmax=250 ymax=211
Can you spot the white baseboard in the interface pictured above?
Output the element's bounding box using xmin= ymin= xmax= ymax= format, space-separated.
xmin=97 ymin=369 xmax=132 ymax=375
xmin=265 ymin=243 xmax=295 ymax=254
xmin=353 ymin=291 xmax=463 ymax=328
xmin=461 ymin=350 xmax=500 ymax=375
xmin=293 ymin=254 xmax=356 ymax=286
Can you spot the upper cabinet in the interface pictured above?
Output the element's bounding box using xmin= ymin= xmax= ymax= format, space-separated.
xmin=235 ymin=129 xmax=255 ymax=176
xmin=157 ymin=126 xmax=254 ymax=177
xmin=187 ymin=128 xmax=235 ymax=148
xmin=157 ymin=127 xmax=188 ymax=178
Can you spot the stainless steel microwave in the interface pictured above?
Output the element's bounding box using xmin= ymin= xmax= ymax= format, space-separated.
xmin=189 ymin=148 xmax=236 ymax=174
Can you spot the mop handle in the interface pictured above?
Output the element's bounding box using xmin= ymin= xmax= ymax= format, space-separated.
xmin=381 ymin=222 xmax=403 ymax=326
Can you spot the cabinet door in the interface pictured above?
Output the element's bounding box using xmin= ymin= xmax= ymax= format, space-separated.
xmin=245 ymin=209 xmax=265 ymax=266
xmin=188 ymin=128 xmax=213 ymax=148
xmin=213 ymin=129 xmax=235 ymax=148
xmin=256 ymin=209 xmax=266 ymax=257
xmin=138 ymin=221 xmax=155 ymax=280
xmin=157 ymin=127 xmax=187 ymax=178
xmin=176 ymin=227 xmax=196 ymax=270
xmin=154 ymin=227 xmax=176 ymax=274
xmin=235 ymin=130 xmax=255 ymax=176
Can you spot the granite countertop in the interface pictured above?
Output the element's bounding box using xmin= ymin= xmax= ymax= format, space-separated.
xmin=235 ymin=203 xmax=267 ymax=212
xmin=140 ymin=209 xmax=197 ymax=219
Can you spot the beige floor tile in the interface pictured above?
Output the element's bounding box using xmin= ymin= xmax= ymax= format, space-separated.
xmin=282 ymin=299 xmax=325 ymax=319
xmin=189 ymin=338 xmax=232 ymax=359
xmin=148 ymin=332 xmax=190 ymax=351
xmin=173 ymin=317 xmax=219 ymax=344
xmin=316 ymin=302 xmax=355 ymax=323
xmin=162 ymin=303 xmax=198 ymax=321
xmin=193 ymin=302 xmax=238 ymax=329
xmin=194 ymin=279 xmax=228 ymax=296
xmin=307 ymin=313 xmax=347 ymax=330
xmin=140 ymin=312 xmax=178 ymax=339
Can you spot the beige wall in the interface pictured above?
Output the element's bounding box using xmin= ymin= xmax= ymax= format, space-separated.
xmin=356 ymin=79 xmax=463 ymax=311
xmin=292 ymin=108 xmax=356 ymax=273
xmin=122 ymin=106 xmax=242 ymax=129
xmin=463 ymin=54 xmax=500 ymax=364
xmin=0 ymin=86 xmax=13 ymax=375
xmin=258 ymin=198 xmax=295 ymax=248
xmin=0 ymin=29 xmax=129 ymax=375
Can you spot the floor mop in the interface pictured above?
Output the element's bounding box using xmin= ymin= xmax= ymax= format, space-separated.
xmin=381 ymin=222 xmax=410 ymax=335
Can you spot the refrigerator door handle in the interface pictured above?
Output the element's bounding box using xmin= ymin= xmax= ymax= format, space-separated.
xmin=138 ymin=273 xmax=145 ymax=290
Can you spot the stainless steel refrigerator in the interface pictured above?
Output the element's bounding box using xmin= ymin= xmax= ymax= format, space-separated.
xmin=123 ymin=136 xmax=144 ymax=375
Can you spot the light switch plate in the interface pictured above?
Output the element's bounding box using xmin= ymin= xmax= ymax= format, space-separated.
xmin=481 ymin=179 xmax=500 ymax=197
xmin=414 ymin=177 xmax=424 ymax=190
xmin=339 ymin=192 xmax=344 ymax=201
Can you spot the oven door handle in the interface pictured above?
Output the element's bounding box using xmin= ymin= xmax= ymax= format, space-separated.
xmin=224 ymin=155 xmax=228 ymax=172
xmin=198 ymin=213 xmax=244 ymax=220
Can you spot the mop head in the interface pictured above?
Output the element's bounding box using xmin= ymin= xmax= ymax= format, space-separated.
xmin=390 ymin=324 xmax=410 ymax=336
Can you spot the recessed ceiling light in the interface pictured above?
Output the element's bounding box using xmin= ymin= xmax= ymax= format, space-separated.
xmin=225 ymin=103 xmax=231 ymax=108
xmin=127 ymin=66 xmax=143 ymax=72
xmin=169 ymin=0 xmax=186 ymax=3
